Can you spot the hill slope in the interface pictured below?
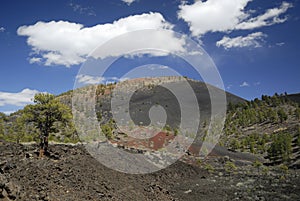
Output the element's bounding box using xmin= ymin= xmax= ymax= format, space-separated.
xmin=1 ymin=76 xmax=300 ymax=200
xmin=288 ymin=93 xmax=300 ymax=104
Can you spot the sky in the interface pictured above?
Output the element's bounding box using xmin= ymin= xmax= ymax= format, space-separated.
xmin=0 ymin=0 xmax=300 ymax=114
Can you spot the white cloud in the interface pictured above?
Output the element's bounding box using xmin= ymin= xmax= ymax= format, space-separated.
xmin=235 ymin=2 xmax=292 ymax=30
xmin=240 ymin=82 xmax=250 ymax=87
xmin=0 ymin=27 xmax=5 ymax=32
xmin=91 ymin=29 xmax=186 ymax=60
xmin=216 ymin=32 xmax=266 ymax=49
xmin=178 ymin=1 xmax=292 ymax=37
xmin=122 ymin=0 xmax=136 ymax=6
xmin=227 ymin=84 xmax=233 ymax=90
xmin=178 ymin=0 xmax=251 ymax=36
xmin=29 ymin=57 xmax=42 ymax=64
xmin=148 ymin=65 xmax=169 ymax=70
xmin=276 ymin=42 xmax=285 ymax=47
xmin=76 ymin=75 xmax=105 ymax=85
xmin=17 ymin=12 xmax=181 ymax=67
xmin=0 ymin=89 xmax=39 ymax=107
xmin=3 ymin=111 xmax=16 ymax=115
xmin=76 ymin=75 xmax=128 ymax=85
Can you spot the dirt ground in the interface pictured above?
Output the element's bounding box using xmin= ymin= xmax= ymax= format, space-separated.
xmin=0 ymin=141 xmax=299 ymax=201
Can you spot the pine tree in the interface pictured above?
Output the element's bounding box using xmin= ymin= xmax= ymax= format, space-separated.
xmin=277 ymin=108 xmax=288 ymax=123
xmin=268 ymin=132 xmax=292 ymax=162
xmin=295 ymin=108 xmax=300 ymax=120
xmin=22 ymin=93 xmax=72 ymax=157
xmin=0 ymin=112 xmax=6 ymax=138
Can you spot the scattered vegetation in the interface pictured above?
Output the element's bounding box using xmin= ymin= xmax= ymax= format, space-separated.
xmin=100 ymin=118 xmax=116 ymax=140
xmin=222 ymin=93 xmax=299 ymax=165
xmin=268 ymin=132 xmax=292 ymax=162
xmin=279 ymin=164 xmax=289 ymax=174
xmin=224 ymin=161 xmax=237 ymax=173
xmin=252 ymin=160 xmax=263 ymax=173
xmin=204 ymin=163 xmax=215 ymax=173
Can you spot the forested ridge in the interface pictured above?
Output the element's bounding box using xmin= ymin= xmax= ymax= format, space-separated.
xmin=221 ymin=93 xmax=300 ymax=166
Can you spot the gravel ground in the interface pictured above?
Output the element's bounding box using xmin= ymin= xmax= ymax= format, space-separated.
xmin=0 ymin=141 xmax=299 ymax=201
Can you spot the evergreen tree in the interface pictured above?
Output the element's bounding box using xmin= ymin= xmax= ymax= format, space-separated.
xmin=268 ymin=132 xmax=292 ymax=162
xmin=0 ymin=112 xmax=6 ymax=138
xmin=295 ymin=108 xmax=300 ymax=120
xmin=22 ymin=93 xmax=72 ymax=157
xmin=277 ymin=108 xmax=288 ymax=123
xmin=11 ymin=116 xmax=26 ymax=143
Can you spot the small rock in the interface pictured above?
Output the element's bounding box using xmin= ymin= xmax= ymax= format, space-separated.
xmin=184 ymin=189 xmax=192 ymax=194
xmin=25 ymin=153 xmax=32 ymax=158
xmin=224 ymin=156 xmax=230 ymax=161
xmin=4 ymin=181 xmax=20 ymax=199
xmin=0 ymin=174 xmax=7 ymax=188
xmin=246 ymin=179 xmax=255 ymax=184
xmin=3 ymin=162 xmax=17 ymax=171
xmin=236 ymin=182 xmax=244 ymax=187
xmin=1 ymin=188 xmax=8 ymax=198
xmin=0 ymin=160 xmax=7 ymax=167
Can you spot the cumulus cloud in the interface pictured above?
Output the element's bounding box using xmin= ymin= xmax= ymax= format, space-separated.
xmin=91 ymin=29 xmax=186 ymax=59
xmin=0 ymin=89 xmax=39 ymax=107
xmin=178 ymin=0 xmax=292 ymax=37
xmin=17 ymin=12 xmax=180 ymax=67
xmin=240 ymin=82 xmax=250 ymax=87
xmin=122 ymin=0 xmax=136 ymax=6
xmin=0 ymin=27 xmax=5 ymax=32
xmin=178 ymin=0 xmax=250 ymax=36
xmin=216 ymin=32 xmax=266 ymax=49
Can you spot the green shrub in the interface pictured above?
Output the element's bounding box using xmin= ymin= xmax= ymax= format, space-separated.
xmin=262 ymin=166 xmax=269 ymax=175
xmin=101 ymin=124 xmax=113 ymax=139
xmin=279 ymin=164 xmax=289 ymax=174
xmin=204 ymin=164 xmax=215 ymax=173
xmin=252 ymin=160 xmax=263 ymax=173
xmin=225 ymin=161 xmax=237 ymax=173
xmin=268 ymin=132 xmax=292 ymax=162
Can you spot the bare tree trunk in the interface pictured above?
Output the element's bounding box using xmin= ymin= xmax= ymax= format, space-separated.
xmin=39 ymin=135 xmax=44 ymax=158
xmin=39 ymin=135 xmax=48 ymax=158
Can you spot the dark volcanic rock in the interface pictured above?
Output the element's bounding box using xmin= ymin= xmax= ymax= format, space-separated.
xmin=0 ymin=141 xmax=299 ymax=201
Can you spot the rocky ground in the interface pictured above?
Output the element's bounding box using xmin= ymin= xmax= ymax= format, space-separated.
xmin=0 ymin=140 xmax=299 ymax=201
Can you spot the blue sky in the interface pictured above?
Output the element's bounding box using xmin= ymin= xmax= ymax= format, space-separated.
xmin=0 ymin=0 xmax=299 ymax=114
